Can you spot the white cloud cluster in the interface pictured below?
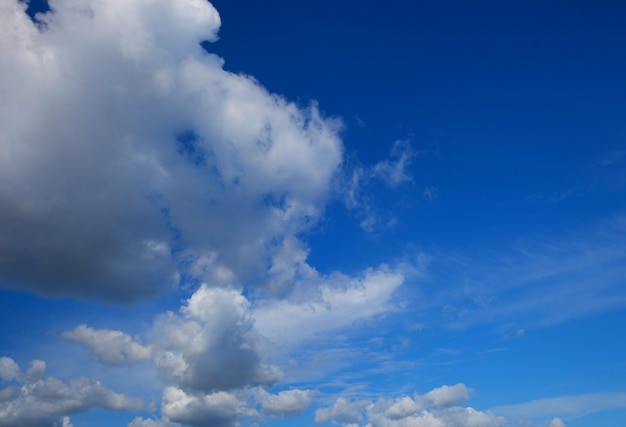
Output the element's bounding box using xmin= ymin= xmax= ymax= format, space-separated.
xmin=64 ymin=284 xmax=327 ymax=425
xmin=316 ymin=384 xmax=506 ymax=427
xmin=63 ymin=325 xmax=152 ymax=365
xmin=160 ymin=387 xmax=256 ymax=427
xmin=0 ymin=0 xmax=343 ymax=302
xmin=127 ymin=386 xmax=318 ymax=427
xmin=0 ymin=357 xmax=142 ymax=427
xmin=128 ymin=417 xmax=179 ymax=427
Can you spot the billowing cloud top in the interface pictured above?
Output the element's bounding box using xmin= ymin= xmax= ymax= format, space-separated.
xmin=0 ymin=0 xmax=343 ymax=302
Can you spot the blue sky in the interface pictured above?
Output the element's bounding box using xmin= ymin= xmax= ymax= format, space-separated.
xmin=1 ymin=0 xmax=625 ymax=426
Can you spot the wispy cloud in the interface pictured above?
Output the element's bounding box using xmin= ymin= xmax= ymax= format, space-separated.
xmin=410 ymin=215 xmax=626 ymax=330
xmin=492 ymin=392 xmax=626 ymax=422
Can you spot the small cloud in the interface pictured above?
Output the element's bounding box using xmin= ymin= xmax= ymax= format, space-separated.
xmin=372 ymin=140 xmax=415 ymax=188
xmin=63 ymin=325 xmax=152 ymax=366
xmin=549 ymin=417 xmax=567 ymax=427
xmin=423 ymin=186 xmax=438 ymax=201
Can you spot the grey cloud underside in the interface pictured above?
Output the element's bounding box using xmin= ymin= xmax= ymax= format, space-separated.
xmin=0 ymin=0 xmax=343 ymax=302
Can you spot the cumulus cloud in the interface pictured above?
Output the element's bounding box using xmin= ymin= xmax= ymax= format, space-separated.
xmin=63 ymin=276 xmax=402 ymax=425
xmin=424 ymin=383 xmax=473 ymax=408
xmin=0 ymin=357 xmax=20 ymax=381
xmin=153 ymin=284 xmax=281 ymax=393
xmin=0 ymin=357 xmax=142 ymax=427
xmin=315 ymin=397 xmax=370 ymax=424
xmin=128 ymin=417 xmax=180 ymax=427
xmin=160 ymin=387 xmax=257 ymax=427
xmin=256 ymin=388 xmax=318 ymax=418
xmin=63 ymin=324 xmax=152 ymax=365
xmin=316 ymin=384 xmax=505 ymax=427
xmin=0 ymin=0 xmax=343 ymax=302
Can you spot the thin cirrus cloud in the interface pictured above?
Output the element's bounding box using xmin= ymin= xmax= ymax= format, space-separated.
xmin=491 ymin=392 xmax=626 ymax=422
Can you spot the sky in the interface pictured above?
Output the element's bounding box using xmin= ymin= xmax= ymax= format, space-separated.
xmin=0 ymin=0 xmax=625 ymax=426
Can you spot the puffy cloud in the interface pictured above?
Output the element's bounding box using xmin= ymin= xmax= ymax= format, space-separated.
xmin=0 ymin=0 xmax=343 ymax=302
xmin=424 ymin=384 xmax=472 ymax=408
xmin=0 ymin=358 xmax=142 ymax=427
xmin=128 ymin=416 xmax=180 ymax=427
xmin=315 ymin=397 xmax=369 ymax=424
xmin=154 ymin=285 xmax=281 ymax=393
xmin=160 ymin=387 xmax=256 ymax=427
xmin=256 ymin=389 xmax=317 ymax=418
xmin=384 ymin=396 xmax=424 ymax=419
xmin=63 ymin=325 xmax=152 ymax=365
xmin=316 ymin=385 xmax=505 ymax=427
xmin=0 ymin=357 xmax=20 ymax=381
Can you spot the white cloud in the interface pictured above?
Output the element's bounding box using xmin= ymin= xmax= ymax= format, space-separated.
xmin=253 ymin=266 xmax=404 ymax=347
xmin=316 ymin=384 xmax=505 ymax=427
xmin=63 ymin=325 xmax=152 ymax=365
xmin=161 ymin=387 xmax=256 ymax=427
xmin=154 ymin=285 xmax=281 ymax=393
xmin=424 ymin=383 xmax=472 ymax=408
xmin=315 ymin=397 xmax=369 ymax=424
xmin=0 ymin=0 xmax=343 ymax=302
xmin=128 ymin=416 xmax=180 ymax=427
xmin=372 ymin=140 xmax=415 ymax=188
xmin=256 ymin=388 xmax=318 ymax=418
xmin=342 ymin=140 xmax=416 ymax=233
xmin=0 ymin=358 xmax=142 ymax=427
xmin=0 ymin=357 xmax=20 ymax=382
xmin=549 ymin=417 xmax=567 ymax=427
xmin=384 ymin=396 xmax=424 ymax=419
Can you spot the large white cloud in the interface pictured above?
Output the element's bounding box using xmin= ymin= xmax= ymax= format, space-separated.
xmin=0 ymin=0 xmax=343 ymax=301
xmin=0 ymin=357 xmax=142 ymax=427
